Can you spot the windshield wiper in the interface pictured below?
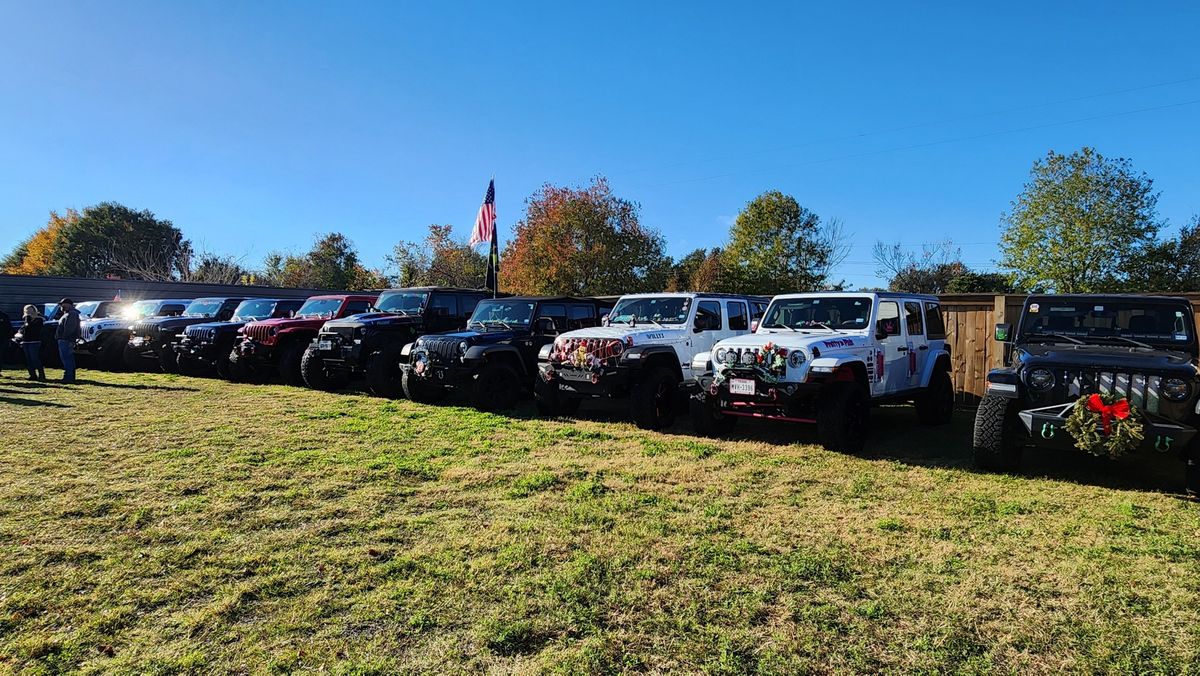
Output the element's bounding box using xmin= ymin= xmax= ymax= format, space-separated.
xmin=763 ymin=322 xmax=797 ymax=332
xmin=811 ymin=322 xmax=835 ymax=332
xmin=1025 ymin=331 xmax=1084 ymax=345
xmin=1097 ymin=335 xmax=1155 ymax=349
xmin=645 ymin=319 xmax=664 ymax=329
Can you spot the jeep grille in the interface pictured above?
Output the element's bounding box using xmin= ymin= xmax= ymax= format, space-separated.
xmin=326 ymin=326 xmax=355 ymax=344
xmin=130 ymin=321 xmax=160 ymax=338
xmin=1056 ymin=368 xmax=1165 ymax=414
xmin=243 ymin=324 xmax=274 ymax=343
xmin=185 ymin=325 xmax=215 ymax=342
xmin=551 ymin=337 xmax=625 ymax=367
xmin=420 ymin=336 xmax=463 ymax=364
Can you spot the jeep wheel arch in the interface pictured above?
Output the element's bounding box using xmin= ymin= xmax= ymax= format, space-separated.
xmin=475 ymin=345 xmax=527 ymax=377
xmin=632 ymin=346 xmax=684 ymax=382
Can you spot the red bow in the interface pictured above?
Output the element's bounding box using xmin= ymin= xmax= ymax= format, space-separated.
xmin=1086 ymin=394 xmax=1131 ymax=435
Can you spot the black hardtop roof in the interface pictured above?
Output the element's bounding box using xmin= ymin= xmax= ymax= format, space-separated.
xmin=1026 ymin=293 xmax=1193 ymax=304
xmin=380 ymin=286 xmax=504 ymax=294
xmin=624 ymin=292 xmax=771 ymax=301
xmin=479 ymin=295 xmax=611 ymax=304
xmin=189 ymin=296 xmax=252 ymax=302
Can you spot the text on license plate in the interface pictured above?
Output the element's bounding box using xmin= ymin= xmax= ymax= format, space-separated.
xmin=730 ymin=378 xmax=756 ymax=396
xmin=317 ymin=340 xmax=332 ymax=351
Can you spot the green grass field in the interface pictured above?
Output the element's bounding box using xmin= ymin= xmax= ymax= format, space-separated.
xmin=2 ymin=368 xmax=1199 ymax=674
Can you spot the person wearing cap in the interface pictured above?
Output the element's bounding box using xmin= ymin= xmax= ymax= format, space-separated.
xmin=55 ymin=298 xmax=81 ymax=383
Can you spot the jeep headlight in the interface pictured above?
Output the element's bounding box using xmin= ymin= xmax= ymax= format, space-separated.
xmin=1027 ymin=368 xmax=1054 ymax=390
xmin=722 ymin=349 xmax=738 ymax=366
xmin=739 ymin=349 xmax=755 ymax=366
xmin=1162 ymin=377 xmax=1191 ymax=402
xmin=715 ymin=347 xmax=727 ymax=364
xmin=787 ymin=349 xmax=805 ymax=369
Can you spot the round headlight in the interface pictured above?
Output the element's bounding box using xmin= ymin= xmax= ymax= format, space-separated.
xmin=715 ymin=347 xmax=727 ymax=363
xmin=787 ymin=349 xmax=805 ymax=368
xmin=1028 ymin=368 xmax=1054 ymax=390
xmin=723 ymin=349 xmax=738 ymax=365
xmin=739 ymin=349 xmax=755 ymax=366
xmin=1162 ymin=377 xmax=1191 ymax=402
xmin=458 ymin=341 xmax=469 ymax=355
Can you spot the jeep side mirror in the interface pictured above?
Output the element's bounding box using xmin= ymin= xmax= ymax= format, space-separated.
xmin=750 ymin=320 xmax=759 ymax=332
xmin=995 ymin=323 xmax=1012 ymax=342
xmin=600 ymin=314 xmax=609 ymax=326
xmin=535 ymin=317 xmax=558 ymax=335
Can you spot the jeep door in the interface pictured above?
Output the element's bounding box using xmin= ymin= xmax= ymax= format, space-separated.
xmin=902 ymin=300 xmax=930 ymax=389
xmin=427 ymin=293 xmax=462 ymax=333
xmin=873 ymin=300 xmax=910 ymax=396
xmin=688 ymin=300 xmax=725 ymax=361
xmin=529 ymin=302 xmax=569 ymax=371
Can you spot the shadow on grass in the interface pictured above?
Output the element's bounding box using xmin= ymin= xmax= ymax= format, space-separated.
xmin=70 ymin=378 xmax=199 ymax=392
xmin=0 ymin=394 xmax=70 ymax=408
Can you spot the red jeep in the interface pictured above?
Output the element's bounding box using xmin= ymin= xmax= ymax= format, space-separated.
xmin=229 ymin=294 xmax=376 ymax=385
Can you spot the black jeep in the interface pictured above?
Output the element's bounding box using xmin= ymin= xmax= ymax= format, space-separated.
xmin=126 ymin=297 xmax=248 ymax=372
xmin=399 ymin=296 xmax=613 ymax=411
xmin=171 ymin=298 xmax=304 ymax=378
xmin=974 ymin=294 xmax=1200 ymax=496
xmin=303 ymin=287 xmax=497 ymax=396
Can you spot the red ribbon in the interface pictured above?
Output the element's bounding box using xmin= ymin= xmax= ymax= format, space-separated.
xmin=1086 ymin=394 xmax=1131 ymax=435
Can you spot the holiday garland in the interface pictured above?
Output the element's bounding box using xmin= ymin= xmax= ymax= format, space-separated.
xmin=1063 ymin=392 xmax=1144 ymax=459
xmin=712 ymin=342 xmax=789 ymax=387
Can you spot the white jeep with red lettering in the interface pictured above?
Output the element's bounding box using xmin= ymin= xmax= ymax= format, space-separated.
xmin=690 ymin=292 xmax=954 ymax=451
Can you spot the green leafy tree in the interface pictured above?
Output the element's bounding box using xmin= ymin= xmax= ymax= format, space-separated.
xmin=944 ymin=271 xmax=1015 ymax=294
xmin=48 ymin=202 xmax=190 ymax=280
xmin=665 ymin=248 xmax=711 ymax=291
xmin=722 ymin=191 xmax=832 ymax=294
xmin=999 ymin=147 xmax=1160 ymax=292
xmin=1125 ymin=216 xmax=1200 ymax=292
xmin=502 ymin=176 xmax=670 ymax=295
xmin=261 ymin=232 xmax=384 ymax=290
xmin=390 ymin=224 xmax=486 ymax=288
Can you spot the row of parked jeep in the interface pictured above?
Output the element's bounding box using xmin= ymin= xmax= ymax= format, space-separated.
xmin=29 ymin=287 xmax=1200 ymax=495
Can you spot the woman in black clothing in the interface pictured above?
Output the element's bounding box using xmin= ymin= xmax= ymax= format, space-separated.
xmin=20 ymin=304 xmax=45 ymax=381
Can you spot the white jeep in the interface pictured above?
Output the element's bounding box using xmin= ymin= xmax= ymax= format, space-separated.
xmin=690 ymin=292 xmax=954 ymax=451
xmin=535 ymin=292 xmax=768 ymax=429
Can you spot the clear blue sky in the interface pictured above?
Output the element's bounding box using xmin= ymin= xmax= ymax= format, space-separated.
xmin=2 ymin=1 xmax=1198 ymax=288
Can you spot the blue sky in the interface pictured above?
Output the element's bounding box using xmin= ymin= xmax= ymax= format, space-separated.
xmin=1 ymin=1 xmax=1198 ymax=288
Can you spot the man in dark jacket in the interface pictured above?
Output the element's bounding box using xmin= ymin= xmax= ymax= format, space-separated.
xmin=0 ymin=309 xmax=11 ymax=375
xmin=55 ymin=298 xmax=81 ymax=383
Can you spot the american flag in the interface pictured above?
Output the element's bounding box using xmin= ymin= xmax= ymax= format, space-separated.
xmin=468 ymin=179 xmax=496 ymax=248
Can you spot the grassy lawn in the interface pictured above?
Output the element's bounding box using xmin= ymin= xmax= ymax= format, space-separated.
xmin=1 ymin=368 xmax=1199 ymax=674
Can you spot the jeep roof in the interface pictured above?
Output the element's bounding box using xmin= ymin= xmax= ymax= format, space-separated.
xmin=616 ymin=291 xmax=770 ymax=301
xmin=771 ymin=291 xmax=939 ymax=302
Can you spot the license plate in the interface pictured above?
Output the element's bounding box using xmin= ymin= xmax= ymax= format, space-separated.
xmin=730 ymin=378 xmax=756 ymax=396
xmin=318 ymin=340 xmax=332 ymax=351
xmin=559 ymin=369 xmax=593 ymax=382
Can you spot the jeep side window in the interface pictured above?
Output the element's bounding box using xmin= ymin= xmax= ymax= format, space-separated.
xmin=924 ymin=302 xmax=946 ymax=339
xmin=752 ymin=301 xmax=767 ymax=320
xmin=904 ymin=301 xmax=924 ymax=337
xmin=728 ymin=302 xmax=749 ymax=331
xmin=462 ymin=294 xmax=486 ymax=317
xmin=538 ymin=304 xmax=567 ymax=324
xmin=696 ymin=300 xmax=722 ymax=331
xmin=877 ymin=302 xmax=901 ymax=337
xmin=568 ymin=304 xmax=596 ymax=330
xmin=161 ymin=304 xmax=186 ymax=316
xmin=429 ymin=294 xmax=458 ymax=317
xmin=343 ymin=300 xmax=371 ymax=316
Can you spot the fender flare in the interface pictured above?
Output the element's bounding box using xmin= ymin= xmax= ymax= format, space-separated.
xmin=466 ymin=344 xmax=527 ymax=375
xmin=918 ymin=345 xmax=952 ymax=387
xmin=808 ymin=355 xmax=870 ymax=385
xmin=622 ymin=345 xmax=684 ymax=379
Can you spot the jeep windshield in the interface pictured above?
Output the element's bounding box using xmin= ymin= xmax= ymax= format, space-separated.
xmin=75 ymin=301 xmax=121 ymax=319
xmin=468 ymin=300 xmax=536 ymax=328
xmin=232 ymin=300 xmax=279 ymax=322
xmin=123 ymin=301 xmax=160 ymax=320
xmin=375 ymin=291 xmax=428 ymax=315
xmin=295 ymin=298 xmax=342 ymax=319
xmin=608 ymin=297 xmax=690 ymax=325
xmin=1019 ymin=300 xmax=1196 ymax=350
xmin=761 ymin=297 xmax=873 ymax=331
xmin=183 ymin=300 xmax=224 ymax=318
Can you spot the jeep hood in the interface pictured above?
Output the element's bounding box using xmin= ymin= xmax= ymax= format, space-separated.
xmin=326 ymin=312 xmax=422 ymax=329
xmin=1019 ymin=344 xmax=1197 ymax=372
xmin=713 ymin=331 xmax=870 ymax=353
xmin=557 ymin=325 xmax=686 ymax=345
xmin=247 ymin=316 xmax=326 ymax=331
xmin=422 ymin=329 xmax=522 ymax=345
xmin=188 ymin=320 xmax=245 ymax=333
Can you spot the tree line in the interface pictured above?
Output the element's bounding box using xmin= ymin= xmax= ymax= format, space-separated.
xmin=3 ymin=146 xmax=1197 ymax=295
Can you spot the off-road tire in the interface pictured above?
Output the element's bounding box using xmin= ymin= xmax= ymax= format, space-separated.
xmin=689 ymin=396 xmax=737 ymax=437
xmin=534 ymin=376 xmax=581 ymax=416
xmin=300 ymin=344 xmax=348 ymax=392
xmin=213 ymin=345 xmax=234 ymax=380
xmin=973 ymin=394 xmax=1022 ymax=471
xmin=366 ymin=342 xmax=406 ymax=399
xmin=630 ymin=366 xmax=680 ymax=431
xmin=159 ymin=345 xmax=181 ymax=374
xmin=97 ymin=334 xmax=128 ymax=371
xmin=278 ymin=342 xmax=307 ymax=387
xmin=176 ymin=354 xmax=204 ymax=377
xmin=472 ymin=361 xmax=521 ymax=412
xmin=402 ymin=368 xmax=446 ymax=403
xmin=817 ymin=381 xmax=869 ymax=453
xmin=228 ymin=352 xmax=264 ymax=384
xmin=915 ymin=368 xmax=955 ymax=425
xmin=123 ymin=346 xmax=146 ymax=372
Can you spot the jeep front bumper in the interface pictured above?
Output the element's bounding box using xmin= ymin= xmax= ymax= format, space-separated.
xmin=539 ymin=362 xmax=633 ymax=397
xmin=1018 ymin=403 xmax=1197 ymax=454
xmin=694 ymin=373 xmax=823 ymax=423
xmin=312 ymin=337 xmax=366 ymax=372
xmin=402 ymin=358 xmax=477 ymax=390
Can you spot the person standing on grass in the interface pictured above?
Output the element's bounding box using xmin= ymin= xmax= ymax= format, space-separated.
xmin=20 ymin=304 xmax=45 ymax=381
xmin=55 ymin=298 xmax=81 ymax=384
xmin=0 ymin=309 xmax=11 ymax=376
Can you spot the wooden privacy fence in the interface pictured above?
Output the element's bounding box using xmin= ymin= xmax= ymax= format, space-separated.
xmin=938 ymin=293 xmax=1200 ymax=403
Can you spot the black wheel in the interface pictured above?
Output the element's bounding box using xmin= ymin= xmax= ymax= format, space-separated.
xmin=228 ymin=352 xmax=264 ymax=384
xmin=176 ymin=354 xmax=204 ymax=377
xmin=630 ymin=367 xmax=680 ymax=431
xmin=534 ymin=376 xmax=580 ymax=416
xmin=817 ymin=381 xmax=869 ymax=453
xmin=915 ymin=368 xmax=955 ymax=425
xmin=213 ymin=346 xmax=234 ymax=380
xmin=402 ymin=368 xmax=446 ymax=403
xmin=301 ymin=344 xmax=348 ymax=392
xmin=689 ymin=396 xmax=737 ymax=437
xmin=97 ymin=334 xmax=128 ymax=371
xmin=159 ymin=345 xmax=181 ymax=374
xmin=973 ymin=395 xmax=1022 ymax=471
xmin=278 ymin=342 xmax=306 ymax=387
xmin=472 ymin=361 xmax=520 ymax=412
xmin=366 ymin=342 xmax=406 ymax=399
xmin=123 ymin=346 xmax=145 ymax=371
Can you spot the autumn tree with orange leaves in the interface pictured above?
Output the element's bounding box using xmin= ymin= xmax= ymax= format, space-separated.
xmin=501 ymin=177 xmax=670 ymax=295
xmin=1 ymin=209 xmax=79 ymax=275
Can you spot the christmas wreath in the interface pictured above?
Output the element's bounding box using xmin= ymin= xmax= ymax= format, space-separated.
xmin=1064 ymin=392 xmax=1144 ymax=459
